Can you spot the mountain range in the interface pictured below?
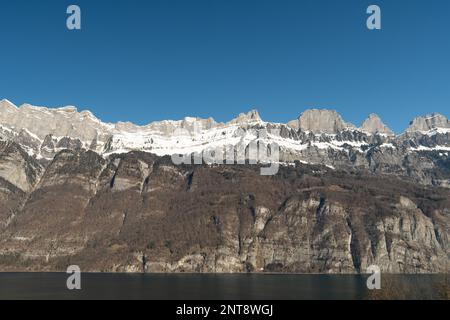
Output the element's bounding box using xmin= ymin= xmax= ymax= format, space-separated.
xmin=1 ymin=98 xmax=450 ymax=188
xmin=0 ymin=99 xmax=449 ymax=273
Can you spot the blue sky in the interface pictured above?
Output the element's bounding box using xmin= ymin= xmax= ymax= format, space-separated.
xmin=0 ymin=0 xmax=449 ymax=133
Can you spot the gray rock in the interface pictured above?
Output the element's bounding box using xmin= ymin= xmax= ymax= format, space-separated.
xmin=406 ymin=113 xmax=450 ymax=132
xmin=360 ymin=113 xmax=394 ymax=135
xmin=289 ymin=109 xmax=355 ymax=133
xmin=229 ymin=109 xmax=262 ymax=124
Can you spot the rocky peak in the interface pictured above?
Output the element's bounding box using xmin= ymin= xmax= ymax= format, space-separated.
xmin=142 ymin=117 xmax=218 ymax=135
xmin=230 ymin=109 xmax=262 ymax=124
xmin=406 ymin=113 xmax=450 ymax=132
xmin=0 ymin=99 xmax=18 ymax=111
xmin=0 ymin=101 xmax=111 ymax=141
xmin=360 ymin=113 xmax=394 ymax=135
xmin=181 ymin=117 xmax=217 ymax=130
xmin=288 ymin=109 xmax=355 ymax=134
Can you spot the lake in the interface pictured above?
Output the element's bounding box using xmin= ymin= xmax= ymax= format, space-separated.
xmin=0 ymin=273 xmax=446 ymax=300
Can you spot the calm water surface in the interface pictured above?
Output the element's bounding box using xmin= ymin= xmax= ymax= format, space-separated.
xmin=0 ymin=273 xmax=444 ymax=300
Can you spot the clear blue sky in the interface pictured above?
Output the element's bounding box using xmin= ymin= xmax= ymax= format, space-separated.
xmin=1 ymin=0 xmax=449 ymax=133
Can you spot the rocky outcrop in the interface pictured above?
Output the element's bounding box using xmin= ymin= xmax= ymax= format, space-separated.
xmin=288 ymin=109 xmax=355 ymax=133
xmin=230 ymin=110 xmax=262 ymax=124
xmin=0 ymin=141 xmax=43 ymax=192
xmin=0 ymin=101 xmax=111 ymax=147
xmin=406 ymin=113 xmax=450 ymax=132
xmin=360 ymin=113 xmax=394 ymax=136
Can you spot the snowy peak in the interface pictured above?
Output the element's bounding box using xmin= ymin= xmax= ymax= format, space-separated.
xmin=288 ymin=109 xmax=355 ymax=134
xmin=360 ymin=113 xmax=394 ymax=136
xmin=0 ymin=99 xmax=18 ymax=111
xmin=19 ymin=103 xmax=78 ymax=114
xmin=140 ymin=116 xmax=218 ymax=135
xmin=0 ymin=101 xmax=110 ymax=141
xmin=406 ymin=113 xmax=450 ymax=133
xmin=1 ymin=98 xmax=450 ymax=165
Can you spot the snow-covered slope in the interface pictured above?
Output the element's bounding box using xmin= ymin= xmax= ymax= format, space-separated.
xmin=0 ymin=99 xmax=449 ymax=163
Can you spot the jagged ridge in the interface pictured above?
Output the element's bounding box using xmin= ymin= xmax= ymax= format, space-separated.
xmin=1 ymin=99 xmax=450 ymax=190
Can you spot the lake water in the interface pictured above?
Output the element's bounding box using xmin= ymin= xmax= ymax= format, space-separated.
xmin=0 ymin=273 xmax=446 ymax=300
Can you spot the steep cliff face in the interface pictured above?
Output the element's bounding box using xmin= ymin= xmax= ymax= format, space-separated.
xmin=0 ymin=149 xmax=448 ymax=273
xmin=406 ymin=113 xmax=450 ymax=132
xmin=287 ymin=109 xmax=355 ymax=133
xmin=361 ymin=114 xmax=394 ymax=136
xmin=0 ymin=141 xmax=43 ymax=192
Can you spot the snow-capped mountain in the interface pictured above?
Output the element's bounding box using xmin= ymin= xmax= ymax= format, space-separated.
xmin=1 ymin=98 xmax=450 ymax=188
xmin=0 ymin=99 xmax=449 ymax=274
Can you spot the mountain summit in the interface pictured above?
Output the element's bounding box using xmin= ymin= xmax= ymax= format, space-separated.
xmin=0 ymin=99 xmax=18 ymax=111
xmin=360 ymin=113 xmax=394 ymax=135
xmin=230 ymin=109 xmax=262 ymax=124
xmin=288 ymin=109 xmax=355 ymax=134
xmin=406 ymin=113 xmax=450 ymax=132
xmin=1 ymin=99 xmax=449 ymax=187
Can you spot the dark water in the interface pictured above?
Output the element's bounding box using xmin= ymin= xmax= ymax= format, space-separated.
xmin=0 ymin=273 xmax=445 ymax=300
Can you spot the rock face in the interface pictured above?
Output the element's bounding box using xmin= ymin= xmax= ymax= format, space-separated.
xmin=360 ymin=113 xmax=394 ymax=135
xmin=407 ymin=113 xmax=450 ymax=132
xmin=0 ymin=150 xmax=448 ymax=273
xmin=229 ymin=109 xmax=262 ymax=124
xmin=288 ymin=109 xmax=355 ymax=133
xmin=0 ymin=101 xmax=112 ymax=149
xmin=0 ymin=141 xmax=43 ymax=192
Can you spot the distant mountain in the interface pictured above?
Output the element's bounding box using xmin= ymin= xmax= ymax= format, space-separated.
xmin=406 ymin=113 xmax=450 ymax=132
xmin=360 ymin=113 xmax=394 ymax=136
xmin=287 ymin=109 xmax=355 ymax=133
